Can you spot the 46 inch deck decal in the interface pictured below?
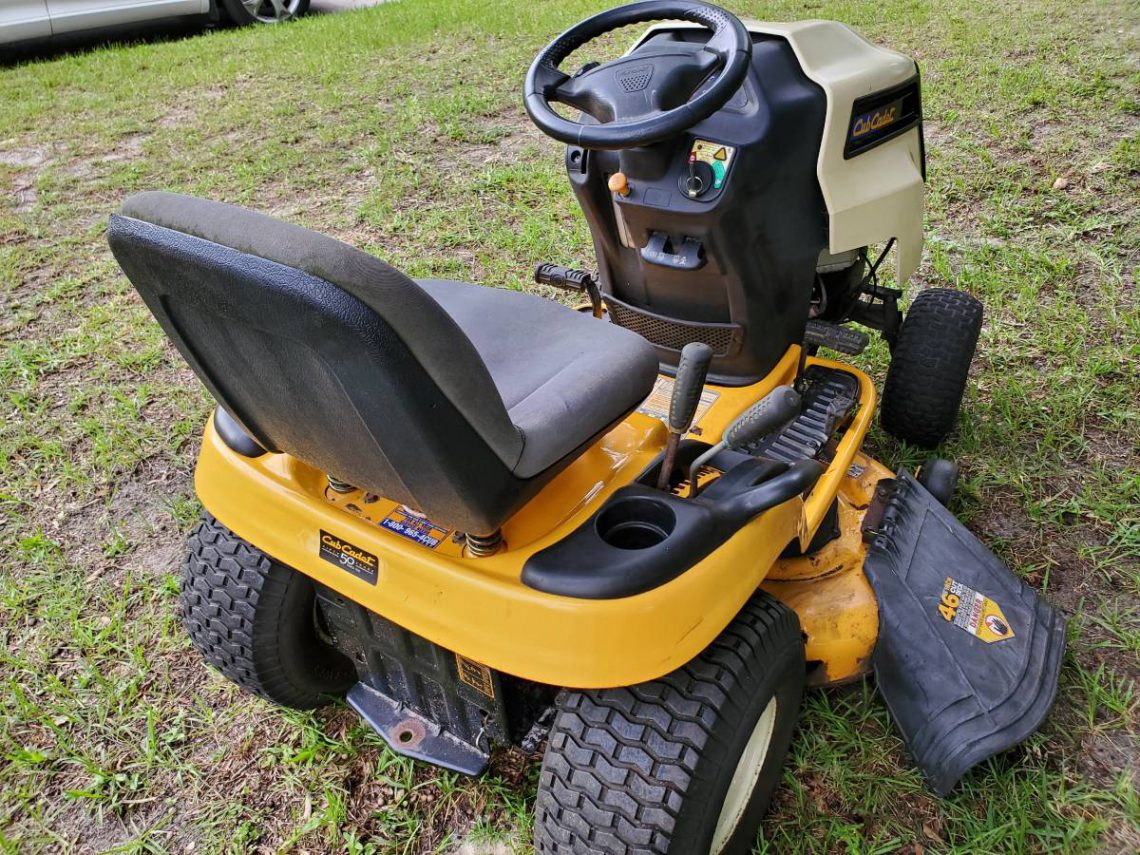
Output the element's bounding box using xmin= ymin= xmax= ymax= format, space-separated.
xmin=938 ymin=576 xmax=1014 ymax=643
xmin=319 ymin=530 xmax=378 ymax=584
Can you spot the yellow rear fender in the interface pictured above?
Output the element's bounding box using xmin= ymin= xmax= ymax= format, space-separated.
xmin=195 ymin=350 xmax=880 ymax=688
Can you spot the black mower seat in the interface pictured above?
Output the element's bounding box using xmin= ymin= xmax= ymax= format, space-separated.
xmin=108 ymin=192 xmax=658 ymax=535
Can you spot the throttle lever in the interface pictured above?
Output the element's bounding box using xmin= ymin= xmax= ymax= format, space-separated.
xmin=655 ymin=342 xmax=714 ymax=491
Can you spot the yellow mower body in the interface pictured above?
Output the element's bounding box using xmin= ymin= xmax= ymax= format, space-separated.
xmin=196 ymin=346 xmax=882 ymax=690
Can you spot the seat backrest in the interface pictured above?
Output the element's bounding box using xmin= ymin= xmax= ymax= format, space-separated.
xmin=109 ymin=192 xmax=526 ymax=534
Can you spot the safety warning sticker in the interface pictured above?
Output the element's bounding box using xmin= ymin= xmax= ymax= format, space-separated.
xmin=690 ymin=139 xmax=736 ymax=189
xmin=938 ymin=576 xmax=1014 ymax=643
xmin=455 ymin=654 xmax=495 ymax=698
xmin=637 ymin=376 xmax=719 ymax=429
xmin=381 ymin=505 xmax=449 ymax=549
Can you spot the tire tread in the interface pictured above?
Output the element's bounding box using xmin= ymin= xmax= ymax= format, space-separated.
xmin=534 ymin=592 xmax=800 ymax=854
xmin=881 ymin=288 xmax=983 ymax=447
xmin=181 ymin=512 xmax=344 ymax=709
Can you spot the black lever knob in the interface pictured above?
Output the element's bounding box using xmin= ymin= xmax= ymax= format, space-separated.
xmin=534 ymin=263 xmax=604 ymax=319
xmin=668 ymin=342 xmax=714 ymax=434
xmin=723 ymin=386 xmax=801 ymax=450
xmin=655 ymin=342 xmax=714 ymax=492
xmin=534 ymin=263 xmax=589 ymax=291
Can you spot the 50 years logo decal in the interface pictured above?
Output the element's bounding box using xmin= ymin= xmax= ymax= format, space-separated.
xmin=319 ymin=530 xmax=379 ymax=584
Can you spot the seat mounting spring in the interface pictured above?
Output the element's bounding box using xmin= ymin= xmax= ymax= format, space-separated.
xmin=465 ymin=530 xmax=504 ymax=557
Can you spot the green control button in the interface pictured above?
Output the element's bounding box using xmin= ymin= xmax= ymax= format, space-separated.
xmin=711 ymin=160 xmax=727 ymax=188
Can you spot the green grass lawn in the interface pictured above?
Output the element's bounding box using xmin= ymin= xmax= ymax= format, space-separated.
xmin=1 ymin=0 xmax=1137 ymax=852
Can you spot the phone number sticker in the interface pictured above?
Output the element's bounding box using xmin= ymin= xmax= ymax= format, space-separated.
xmin=381 ymin=506 xmax=450 ymax=549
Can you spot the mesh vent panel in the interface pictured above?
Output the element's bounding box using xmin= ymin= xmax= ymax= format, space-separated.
xmin=606 ymin=299 xmax=740 ymax=357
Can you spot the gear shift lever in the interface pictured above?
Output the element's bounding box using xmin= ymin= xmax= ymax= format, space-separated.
xmin=656 ymin=342 xmax=714 ymax=491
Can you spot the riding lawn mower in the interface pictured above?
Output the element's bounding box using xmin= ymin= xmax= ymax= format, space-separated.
xmin=106 ymin=2 xmax=1066 ymax=852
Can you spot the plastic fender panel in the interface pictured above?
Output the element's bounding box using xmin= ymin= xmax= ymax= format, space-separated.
xmin=863 ymin=470 xmax=1066 ymax=795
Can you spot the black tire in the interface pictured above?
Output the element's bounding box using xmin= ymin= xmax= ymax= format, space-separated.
xmin=881 ymin=288 xmax=983 ymax=448
xmin=534 ymin=591 xmax=804 ymax=855
xmin=220 ymin=0 xmax=309 ymax=25
xmin=918 ymin=457 xmax=959 ymax=507
xmin=181 ymin=513 xmax=355 ymax=709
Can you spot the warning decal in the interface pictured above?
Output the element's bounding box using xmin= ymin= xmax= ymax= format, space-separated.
xmin=938 ymin=576 xmax=1014 ymax=643
xmin=381 ymin=505 xmax=450 ymax=549
xmin=689 ymin=139 xmax=736 ymax=189
xmin=637 ymin=376 xmax=719 ymax=429
xmin=455 ymin=654 xmax=495 ymax=698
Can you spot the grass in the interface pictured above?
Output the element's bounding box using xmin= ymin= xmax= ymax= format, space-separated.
xmin=0 ymin=0 xmax=1137 ymax=851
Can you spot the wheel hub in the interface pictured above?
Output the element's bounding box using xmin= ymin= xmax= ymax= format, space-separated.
xmin=710 ymin=697 xmax=778 ymax=854
xmin=242 ymin=0 xmax=303 ymax=22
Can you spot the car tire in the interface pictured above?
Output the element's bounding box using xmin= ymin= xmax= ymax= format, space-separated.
xmin=181 ymin=513 xmax=355 ymax=709
xmin=220 ymin=0 xmax=310 ymax=25
xmin=534 ymin=590 xmax=805 ymax=854
xmin=881 ymin=288 xmax=983 ymax=448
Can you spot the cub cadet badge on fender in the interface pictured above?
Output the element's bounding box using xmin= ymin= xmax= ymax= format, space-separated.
xmin=318 ymin=531 xmax=378 ymax=584
xmin=109 ymin=3 xmax=1065 ymax=852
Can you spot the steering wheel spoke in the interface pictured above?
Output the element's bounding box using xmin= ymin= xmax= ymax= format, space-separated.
xmin=533 ymin=63 xmax=571 ymax=96
xmin=700 ymin=23 xmax=739 ymax=61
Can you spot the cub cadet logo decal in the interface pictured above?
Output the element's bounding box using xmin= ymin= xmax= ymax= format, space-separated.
xmin=938 ymin=576 xmax=1014 ymax=643
xmin=319 ymin=530 xmax=378 ymax=584
xmin=850 ymin=98 xmax=903 ymax=139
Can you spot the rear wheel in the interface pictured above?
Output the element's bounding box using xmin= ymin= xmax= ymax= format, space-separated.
xmin=220 ymin=0 xmax=309 ymax=25
xmin=181 ymin=513 xmax=355 ymax=709
xmin=534 ymin=590 xmax=804 ymax=854
xmin=881 ymin=288 xmax=983 ymax=448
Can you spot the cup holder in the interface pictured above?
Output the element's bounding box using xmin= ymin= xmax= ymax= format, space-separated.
xmin=596 ymin=497 xmax=676 ymax=550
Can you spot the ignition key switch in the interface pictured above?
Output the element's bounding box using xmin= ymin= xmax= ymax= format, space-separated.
xmin=684 ymin=153 xmax=716 ymax=198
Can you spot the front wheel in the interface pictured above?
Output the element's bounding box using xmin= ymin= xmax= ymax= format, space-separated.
xmin=220 ymin=0 xmax=310 ymax=25
xmin=534 ymin=590 xmax=805 ymax=854
xmin=881 ymin=288 xmax=983 ymax=448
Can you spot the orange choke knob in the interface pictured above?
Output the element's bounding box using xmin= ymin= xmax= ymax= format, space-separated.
xmin=608 ymin=172 xmax=630 ymax=197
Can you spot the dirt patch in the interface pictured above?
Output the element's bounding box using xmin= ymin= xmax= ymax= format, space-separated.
xmin=1 ymin=142 xmax=50 ymax=214
xmin=0 ymin=143 xmax=48 ymax=169
xmin=1078 ymin=728 xmax=1138 ymax=790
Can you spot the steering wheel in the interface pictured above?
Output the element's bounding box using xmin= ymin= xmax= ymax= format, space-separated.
xmin=524 ymin=1 xmax=752 ymax=150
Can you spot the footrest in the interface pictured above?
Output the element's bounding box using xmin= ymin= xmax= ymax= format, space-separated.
xmin=863 ymin=470 xmax=1066 ymax=795
xmin=804 ymin=319 xmax=869 ymax=355
xmin=347 ymin=682 xmax=490 ymax=776
xmin=749 ymin=365 xmax=859 ymax=463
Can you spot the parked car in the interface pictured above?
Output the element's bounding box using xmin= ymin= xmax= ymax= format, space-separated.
xmin=1 ymin=0 xmax=309 ymax=48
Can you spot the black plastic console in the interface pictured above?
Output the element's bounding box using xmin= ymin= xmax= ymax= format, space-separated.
xmin=521 ymin=446 xmax=822 ymax=599
xmin=568 ymin=29 xmax=828 ymax=384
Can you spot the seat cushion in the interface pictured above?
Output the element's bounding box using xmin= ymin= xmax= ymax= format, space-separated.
xmin=418 ymin=280 xmax=659 ymax=478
